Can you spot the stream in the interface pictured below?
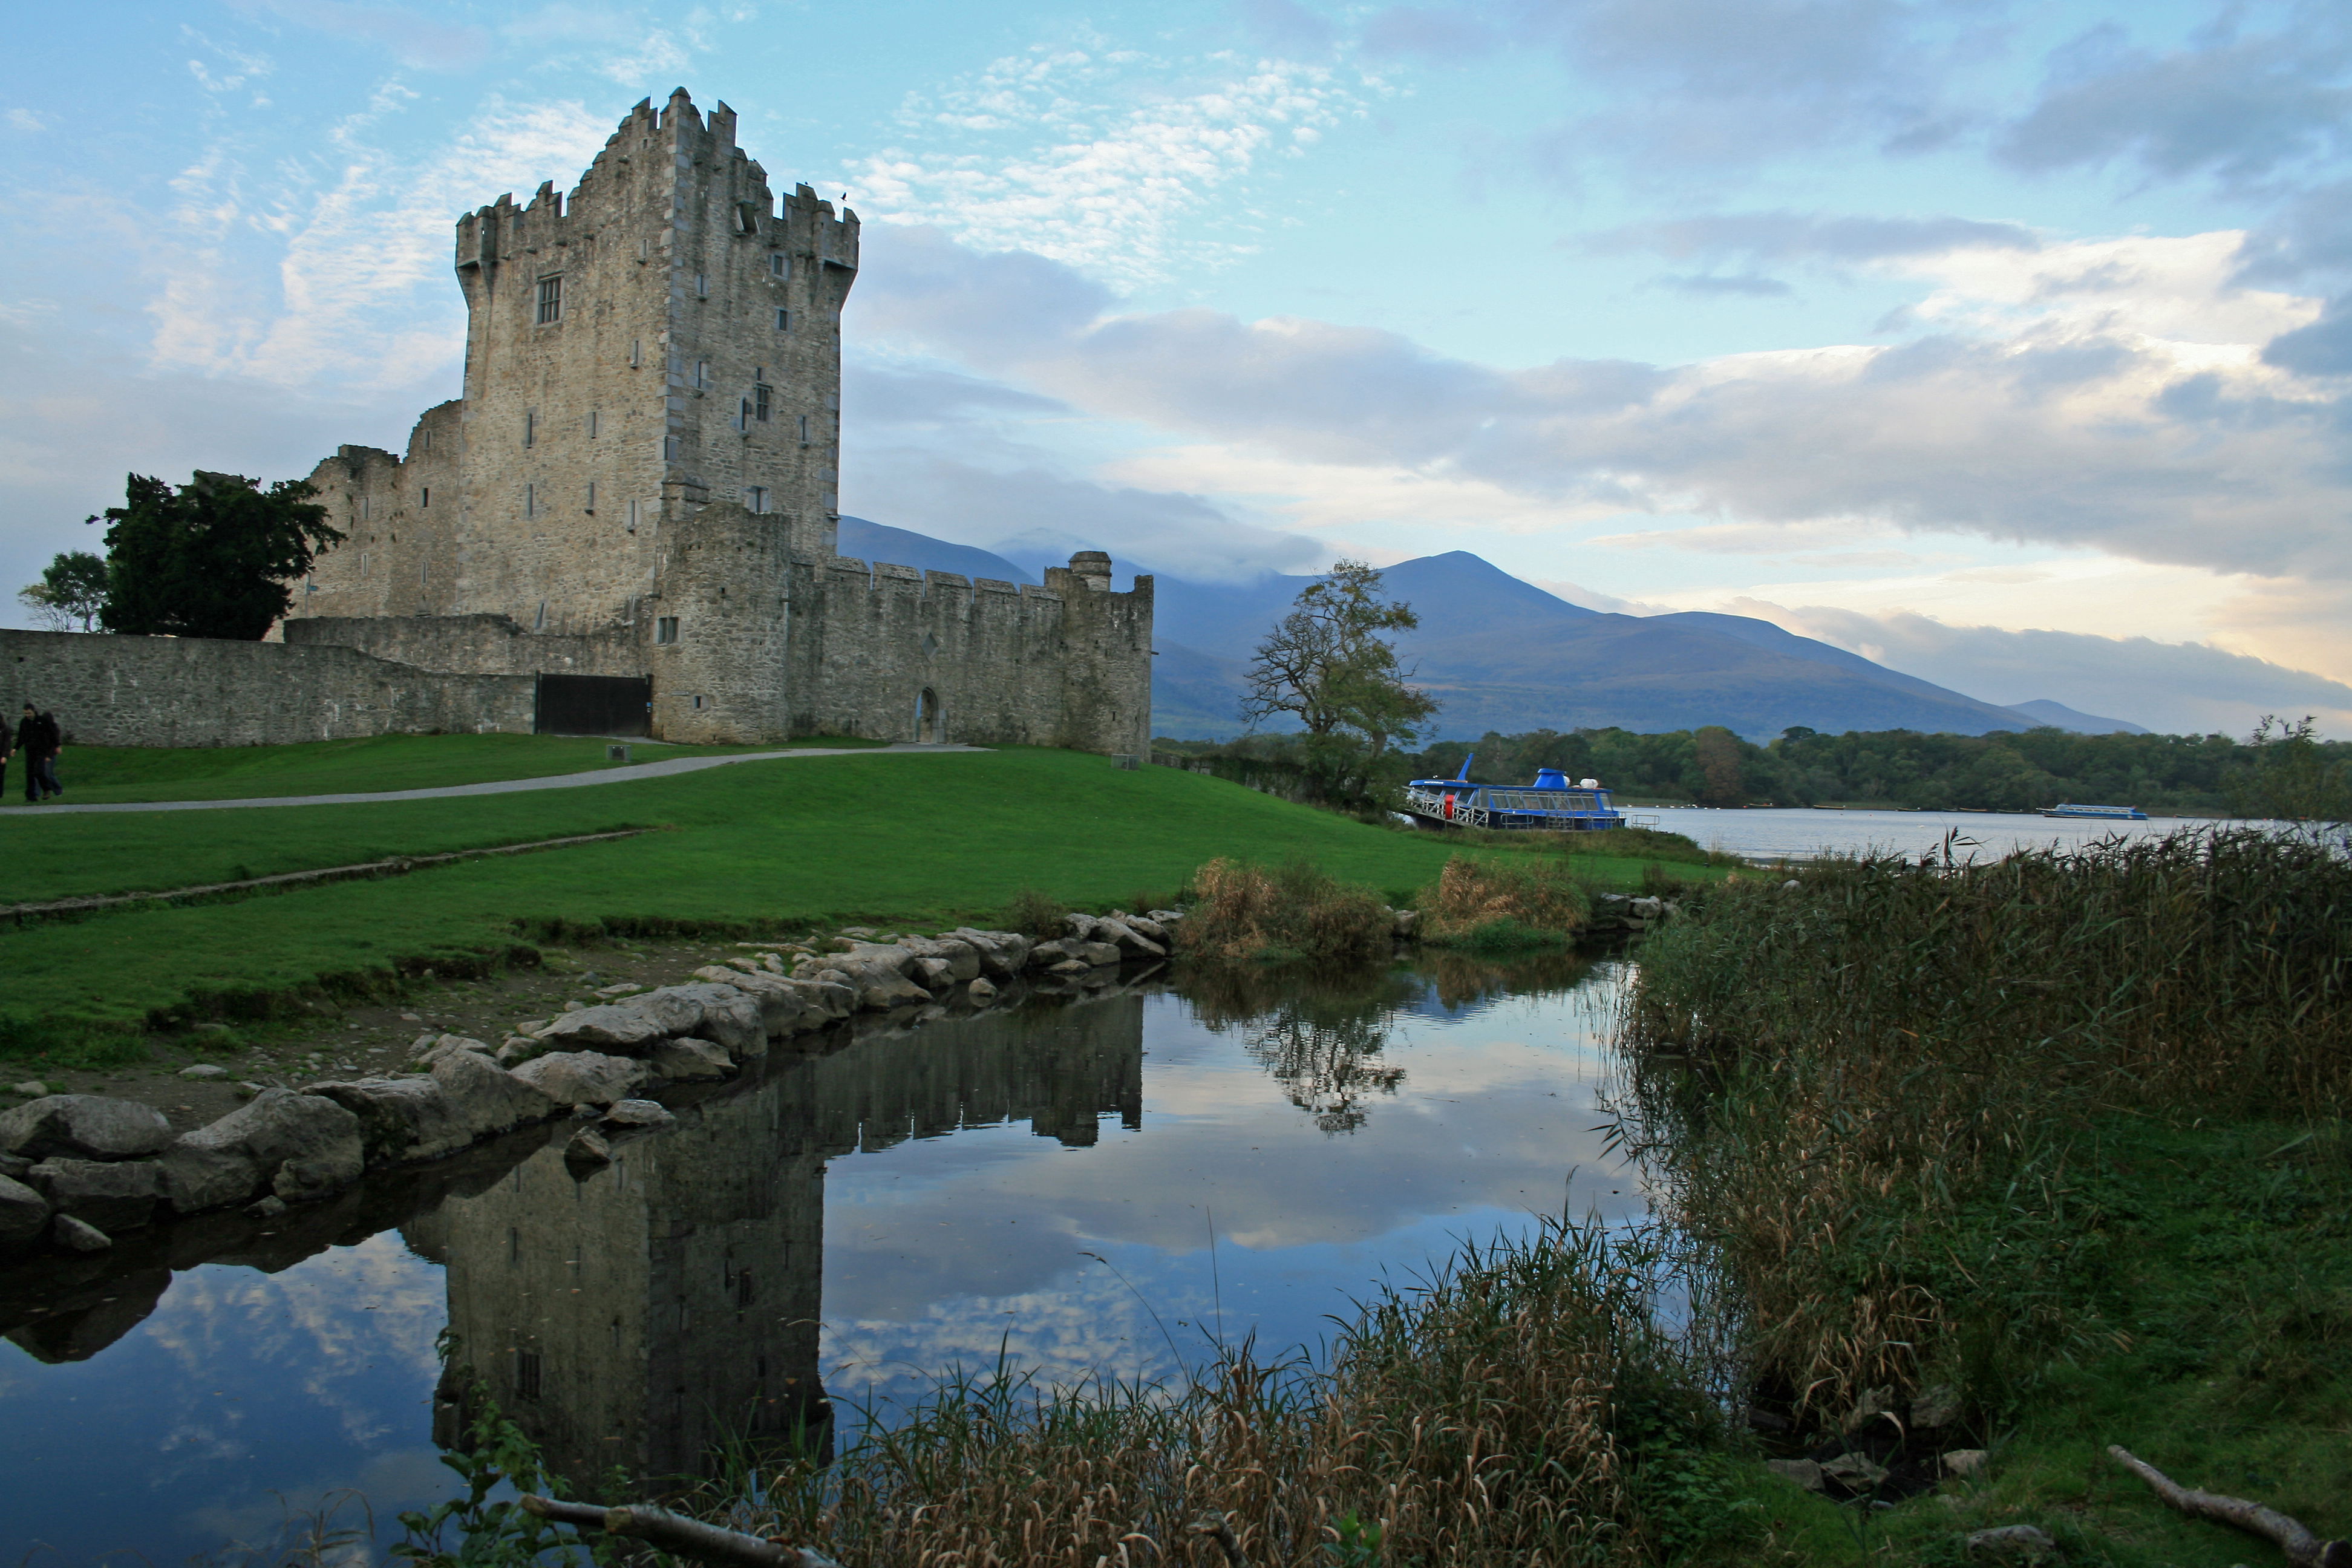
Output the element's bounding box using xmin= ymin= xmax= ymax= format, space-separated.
xmin=1 ymin=953 xmax=1643 ymax=1565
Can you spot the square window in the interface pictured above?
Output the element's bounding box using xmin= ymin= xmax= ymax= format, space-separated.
xmin=655 ymin=616 xmax=679 ymax=644
xmin=535 ymin=275 xmax=561 ymax=325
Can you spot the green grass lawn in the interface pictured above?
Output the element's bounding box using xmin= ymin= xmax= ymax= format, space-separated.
xmin=0 ymin=731 xmax=881 ymax=805
xmin=0 ymin=743 xmax=1722 ymax=1057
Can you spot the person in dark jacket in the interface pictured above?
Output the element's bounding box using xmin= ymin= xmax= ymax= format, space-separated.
xmin=0 ymin=708 xmax=11 ymax=802
xmin=16 ymin=704 xmax=60 ymax=803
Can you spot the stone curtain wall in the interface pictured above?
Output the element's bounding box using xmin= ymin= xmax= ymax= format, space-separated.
xmin=0 ymin=630 xmax=534 ymax=748
xmin=283 ymin=613 xmax=646 ymax=679
xmin=782 ymin=555 xmax=1153 ymax=754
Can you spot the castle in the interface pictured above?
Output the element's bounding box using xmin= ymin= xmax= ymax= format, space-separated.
xmin=276 ymin=89 xmax=1152 ymax=753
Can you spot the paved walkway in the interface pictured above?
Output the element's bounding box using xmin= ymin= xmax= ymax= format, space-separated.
xmin=4 ymin=743 xmax=987 ymax=815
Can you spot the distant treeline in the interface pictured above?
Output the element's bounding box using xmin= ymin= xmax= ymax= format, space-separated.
xmin=1402 ymin=725 xmax=2351 ymax=812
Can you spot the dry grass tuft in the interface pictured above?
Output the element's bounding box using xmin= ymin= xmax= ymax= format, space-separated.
xmin=1174 ymin=858 xmax=1394 ymax=964
xmin=1420 ymin=855 xmax=1590 ymax=946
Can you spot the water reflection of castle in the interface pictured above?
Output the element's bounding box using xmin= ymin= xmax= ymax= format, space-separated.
xmin=403 ymin=996 xmax=1144 ymax=1486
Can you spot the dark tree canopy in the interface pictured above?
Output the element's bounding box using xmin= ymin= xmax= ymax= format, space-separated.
xmin=91 ymin=472 xmax=341 ymax=641
xmin=16 ymin=550 xmax=109 ymax=632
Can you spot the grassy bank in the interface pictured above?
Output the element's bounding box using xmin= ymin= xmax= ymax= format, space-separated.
xmin=1621 ymin=828 xmax=2352 ymax=1562
xmin=0 ymin=743 xmax=1721 ymax=1063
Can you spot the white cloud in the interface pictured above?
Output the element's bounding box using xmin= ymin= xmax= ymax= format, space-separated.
xmin=146 ymin=91 xmax=613 ymax=392
xmin=847 ymin=45 xmax=1372 ymax=288
xmin=7 ymin=108 xmax=47 ymax=132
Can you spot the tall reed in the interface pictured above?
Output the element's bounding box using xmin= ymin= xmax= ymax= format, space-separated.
xmin=1618 ymin=828 xmax=2352 ymax=1418
xmin=1174 ymin=858 xmax=1394 ymax=963
xmin=682 ymin=1219 xmax=1716 ymax=1567
xmin=1419 ymin=854 xmax=1591 ymax=948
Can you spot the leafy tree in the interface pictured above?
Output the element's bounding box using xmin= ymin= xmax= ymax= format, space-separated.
xmin=1242 ymin=560 xmax=1440 ymax=799
xmin=15 ymin=550 xmax=109 ymax=632
xmin=1690 ymin=725 xmax=1748 ymax=806
xmin=2234 ymin=715 xmax=2352 ymax=827
xmin=90 ymin=471 xmax=341 ymax=641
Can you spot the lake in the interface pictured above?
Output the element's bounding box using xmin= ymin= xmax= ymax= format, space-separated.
xmin=1639 ymin=805 xmax=2241 ymax=863
xmin=0 ymin=953 xmax=1642 ymax=1565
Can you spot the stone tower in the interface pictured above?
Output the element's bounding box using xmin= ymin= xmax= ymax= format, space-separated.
xmin=295 ymin=89 xmax=854 ymax=642
xmin=279 ymin=89 xmax=1152 ymax=753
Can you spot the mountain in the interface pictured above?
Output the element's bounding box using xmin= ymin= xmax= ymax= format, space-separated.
xmin=1145 ymin=550 xmax=2050 ymax=741
xmin=836 ymin=517 xmax=1035 ymax=584
xmin=2001 ymin=699 xmax=2149 ymax=735
xmin=840 ymin=521 xmax=2119 ymax=741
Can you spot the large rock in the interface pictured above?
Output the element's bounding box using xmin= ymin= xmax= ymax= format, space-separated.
xmin=534 ymin=1004 xmax=671 ymax=1054
xmin=0 ymin=1095 xmax=173 ymax=1161
xmin=51 ymin=1215 xmax=112 ymax=1253
xmin=1077 ymin=940 xmax=1123 ymax=967
xmin=658 ymin=984 xmax=765 ymax=1054
xmin=312 ymin=1076 xmax=468 ymax=1164
xmin=431 ymin=1051 xmax=563 ymax=1141
xmin=0 ymin=1171 xmax=53 ymax=1247
xmin=949 ymin=928 xmax=1033 ymax=979
xmin=28 ymin=1157 xmax=164 ymax=1232
xmin=158 ymin=1089 xmax=365 ymax=1214
xmin=511 ymin=1051 xmax=649 ymax=1107
xmin=1120 ymin=914 xmax=1171 ymax=943
xmin=898 ymin=936 xmax=982 ymax=983
xmin=1091 ymin=919 xmax=1166 ymax=958
xmin=690 ymin=970 xmax=804 ymax=1044
xmin=783 ymin=976 xmax=857 ymax=1021
xmin=828 ymin=940 xmax=920 ymax=977
xmin=651 ymin=1039 xmax=733 ymax=1082
xmin=815 ymin=961 xmax=930 ymax=1011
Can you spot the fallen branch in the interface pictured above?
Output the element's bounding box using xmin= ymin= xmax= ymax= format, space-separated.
xmin=518 ymin=1495 xmax=844 ymax=1568
xmin=2108 ymin=1446 xmax=2350 ymax=1567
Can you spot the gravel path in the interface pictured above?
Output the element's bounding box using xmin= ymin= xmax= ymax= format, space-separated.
xmin=4 ymin=743 xmax=987 ymax=815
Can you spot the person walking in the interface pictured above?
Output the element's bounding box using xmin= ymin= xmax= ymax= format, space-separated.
xmin=16 ymin=703 xmax=59 ymax=804
xmin=33 ymin=708 xmax=62 ymax=800
xmin=0 ymin=707 xmax=11 ymax=803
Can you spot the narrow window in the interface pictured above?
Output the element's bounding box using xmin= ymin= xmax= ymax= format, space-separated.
xmin=586 ymin=480 xmax=597 ymax=511
xmin=797 ymin=413 xmax=810 ymax=446
xmin=692 ymin=694 xmax=705 ymax=710
xmin=515 ymin=1350 xmax=543 ymax=1400
xmin=359 ymin=552 xmax=368 ymax=577
xmin=753 ymin=380 xmax=771 ymax=422
xmin=420 ymin=485 xmax=430 ymax=508
xmin=627 ymin=498 xmax=642 ymax=533
xmin=523 ymin=408 xmax=536 ymax=448
xmin=535 ymin=275 xmax=562 ymax=324
xmin=694 ymin=271 xmax=708 ymax=297
xmin=419 ymin=428 xmax=432 ymax=452
xmin=694 ymin=359 xmax=709 ymax=389
xmin=774 ymin=306 xmax=788 ymax=332
xmin=508 ymin=1227 xmax=520 ymax=1264
xmin=630 ymin=338 xmax=642 ymax=367
xmin=745 ymin=485 xmax=767 ymax=514
xmin=768 ymin=253 xmax=787 ymax=278
xmin=736 ymin=1269 xmax=756 ymax=1308
xmin=736 ymin=398 xmax=749 ymax=432
xmin=663 ymin=434 xmax=681 ymax=461
xmin=534 ymin=600 xmax=547 ymax=631
xmin=359 ymin=495 xmax=370 ymax=522
xmin=638 ymin=237 xmax=650 ymax=261
xmin=523 ymin=483 xmax=536 ymax=518
xmin=586 ymin=410 xmax=599 ymax=437
xmin=655 ymin=616 xmax=679 ymax=644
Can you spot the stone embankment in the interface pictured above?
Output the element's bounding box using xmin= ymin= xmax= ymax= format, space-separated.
xmin=0 ymin=911 xmax=1183 ymax=1258
xmin=1585 ymin=893 xmax=1679 ymax=937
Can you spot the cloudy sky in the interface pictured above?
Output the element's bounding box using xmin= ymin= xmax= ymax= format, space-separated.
xmin=4 ymin=0 xmax=2350 ymax=734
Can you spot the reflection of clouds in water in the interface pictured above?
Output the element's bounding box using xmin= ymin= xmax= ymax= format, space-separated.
xmin=178 ymin=1443 xmax=447 ymax=1561
xmin=139 ymin=1236 xmax=445 ymax=1478
xmin=824 ymin=1259 xmax=1214 ymax=1414
xmin=822 ymin=973 xmax=1649 ymax=1360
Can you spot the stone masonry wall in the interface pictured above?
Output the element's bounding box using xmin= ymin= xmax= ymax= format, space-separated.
xmin=0 ymin=630 xmax=534 ymax=748
xmin=282 ymin=613 xmax=647 ymax=679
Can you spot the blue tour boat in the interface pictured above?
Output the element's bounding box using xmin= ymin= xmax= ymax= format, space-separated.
xmin=2040 ymin=803 xmax=2149 ymax=820
xmin=1402 ymin=756 xmax=1628 ymax=832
